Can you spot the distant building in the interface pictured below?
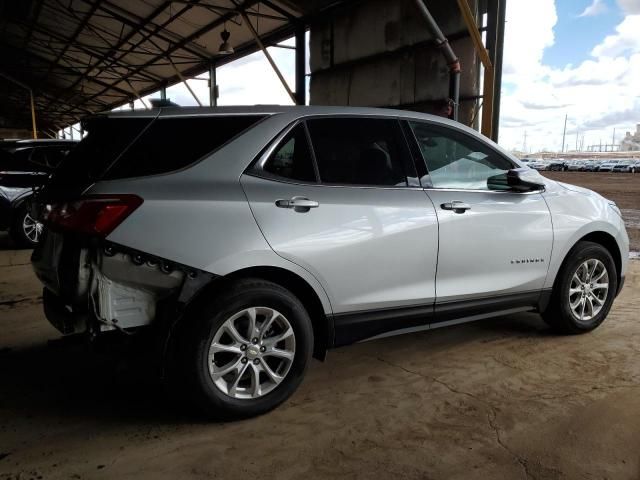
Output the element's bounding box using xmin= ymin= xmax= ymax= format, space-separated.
xmin=621 ymin=124 xmax=640 ymax=151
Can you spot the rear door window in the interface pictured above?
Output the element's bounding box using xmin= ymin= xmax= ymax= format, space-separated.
xmin=306 ymin=118 xmax=413 ymax=187
xmin=262 ymin=124 xmax=317 ymax=182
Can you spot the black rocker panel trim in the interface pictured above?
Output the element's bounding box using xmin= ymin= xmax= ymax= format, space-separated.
xmin=331 ymin=290 xmax=547 ymax=347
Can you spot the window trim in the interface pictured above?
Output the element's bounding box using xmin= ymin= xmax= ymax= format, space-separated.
xmin=248 ymin=119 xmax=320 ymax=185
xmin=402 ymin=119 xmax=522 ymax=193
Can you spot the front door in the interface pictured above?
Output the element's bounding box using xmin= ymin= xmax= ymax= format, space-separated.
xmin=405 ymin=120 xmax=553 ymax=318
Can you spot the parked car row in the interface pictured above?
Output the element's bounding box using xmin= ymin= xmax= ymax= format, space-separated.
xmin=522 ymin=158 xmax=640 ymax=172
xmin=0 ymin=139 xmax=78 ymax=246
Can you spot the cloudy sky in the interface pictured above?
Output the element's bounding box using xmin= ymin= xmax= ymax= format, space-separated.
xmin=499 ymin=0 xmax=640 ymax=152
xmin=109 ymin=1 xmax=639 ymax=154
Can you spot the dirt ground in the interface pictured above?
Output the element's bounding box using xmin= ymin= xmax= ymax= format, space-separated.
xmin=542 ymin=172 xmax=640 ymax=253
xmin=1 ymin=230 xmax=639 ymax=480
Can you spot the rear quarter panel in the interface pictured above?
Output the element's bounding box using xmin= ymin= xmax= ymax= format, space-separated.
xmin=87 ymin=113 xmax=334 ymax=314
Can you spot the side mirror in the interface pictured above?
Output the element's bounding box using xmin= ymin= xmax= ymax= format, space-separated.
xmin=487 ymin=168 xmax=546 ymax=193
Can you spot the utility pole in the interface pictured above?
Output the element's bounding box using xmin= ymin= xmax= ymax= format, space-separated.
xmin=612 ymin=128 xmax=616 ymax=151
xmin=561 ymin=114 xmax=568 ymax=153
xmin=523 ymin=130 xmax=527 ymax=153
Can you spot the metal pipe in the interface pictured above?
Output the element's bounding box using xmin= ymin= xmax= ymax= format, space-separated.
xmin=491 ymin=0 xmax=506 ymax=142
xmin=240 ymin=10 xmax=298 ymax=105
xmin=413 ymin=0 xmax=461 ymax=121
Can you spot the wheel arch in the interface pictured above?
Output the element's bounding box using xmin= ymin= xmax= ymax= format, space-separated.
xmin=180 ymin=266 xmax=332 ymax=361
xmin=577 ymin=231 xmax=622 ymax=292
xmin=554 ymin=231 xmax=622 ymax=295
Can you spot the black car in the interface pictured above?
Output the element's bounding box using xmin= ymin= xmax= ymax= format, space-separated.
xmin=0 ymin=139 xmax=77 ymax=246
xmin=547 ymin=160 xmax=568 ymax=171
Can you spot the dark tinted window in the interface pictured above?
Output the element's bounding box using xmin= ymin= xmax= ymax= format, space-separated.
xmin=307 ymin=118 xmax=411 ymax=186
xmin=262 ymin=124 xmax=316 ymax=182
xmin=104 ymin=115 xmax=265 ymax=180
xmin=51 ymin=117 xmax=153 ymax=190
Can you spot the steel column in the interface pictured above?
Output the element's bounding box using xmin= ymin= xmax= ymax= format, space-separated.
xmin=295 ymin=27 xmax=306 ymax=105
xmin=209 ymin=64 xmax=218 ymax=107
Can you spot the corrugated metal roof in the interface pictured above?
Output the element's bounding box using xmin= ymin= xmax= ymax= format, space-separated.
xmin=0 ymin=0 xmax=344 ymax=132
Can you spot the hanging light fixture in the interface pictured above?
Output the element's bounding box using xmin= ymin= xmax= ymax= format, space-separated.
xmin=218 ymin=24 xmax=234 ymax=55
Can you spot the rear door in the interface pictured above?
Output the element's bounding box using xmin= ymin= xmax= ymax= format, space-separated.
xmin=241 ymin=117 xmax=439 ymax=344
xmin=405 ymin=120 xmax=553 ymax=322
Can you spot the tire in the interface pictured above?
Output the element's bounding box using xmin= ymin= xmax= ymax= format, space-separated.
xmin=543 ymin=241 xmax=617 ymax=334
xmin=177 ymin=278 xmax=314 ymax=420
xmin=9 ymin=203 xmax=42 ymax=248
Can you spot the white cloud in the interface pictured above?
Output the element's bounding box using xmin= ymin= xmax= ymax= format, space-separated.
xmin=502 ymin=0 xmax=556 ymax=80
xmin=591 ymin=15 xmax=640 ymax=57
xmin=498 ymin=1 xmax=640 ymax=152
xmin=579 ymin=0 xmax=608 ymax=17
xmin=617 ymin=0 xmax=640 ymax=14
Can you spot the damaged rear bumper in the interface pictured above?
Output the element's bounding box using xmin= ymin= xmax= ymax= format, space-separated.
xmin=32 ymin=230 xmax=215 ymax=336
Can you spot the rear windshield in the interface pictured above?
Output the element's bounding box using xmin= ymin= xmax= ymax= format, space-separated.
xmin=50 ymin=114 xmax=265 ymax=190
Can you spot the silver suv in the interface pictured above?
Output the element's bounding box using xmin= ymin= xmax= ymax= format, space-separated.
xmin=32 ymin=106 xmax=629 ymax=419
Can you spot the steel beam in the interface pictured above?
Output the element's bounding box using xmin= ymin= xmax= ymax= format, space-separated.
xmin=456 ymin=0 xmax=494 ymax=137
xmin=57 ymin=0 xmax=262 ymax=116
xmin=240 ymin=10 xmax=297 ymax=104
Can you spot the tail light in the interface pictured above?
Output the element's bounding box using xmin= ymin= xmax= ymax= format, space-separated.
xmin=44 ymin=195 xmax=143 ymax=237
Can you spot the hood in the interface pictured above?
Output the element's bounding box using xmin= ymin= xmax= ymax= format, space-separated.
xmin=555 ymin=181 xmax=610 ymax=202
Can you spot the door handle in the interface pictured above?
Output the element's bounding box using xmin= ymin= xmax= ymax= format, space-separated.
xmin=441 ymin=201 xmax=471 ymax=214
xmin=275 ymin=197 xmax=319 ymax=212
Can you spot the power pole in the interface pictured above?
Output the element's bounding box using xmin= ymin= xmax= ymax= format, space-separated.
xmin=561 ymin=114 xmax=568 ymax=153
xmin=612 ymin=128 xmax=616 ymax=151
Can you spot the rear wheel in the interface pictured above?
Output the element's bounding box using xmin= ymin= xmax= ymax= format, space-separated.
xmin=178 ymin=279 xmax=313 ymax=419
xmin=543 ymin=241 xmax=617 ymax=334
xmin=10 ymin=204 xmax=43 ymax=247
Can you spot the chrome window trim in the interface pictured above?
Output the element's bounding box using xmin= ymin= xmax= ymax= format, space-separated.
xmin=244 ymin=171 xmax=425 ymax=191
xmin=422 ymin=187 xmax=545 ymax=195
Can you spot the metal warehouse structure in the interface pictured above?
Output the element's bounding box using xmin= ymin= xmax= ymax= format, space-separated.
xmin=0 ymin=0 xmax=505 ymax=140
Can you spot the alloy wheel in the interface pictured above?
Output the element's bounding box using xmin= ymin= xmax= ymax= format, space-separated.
xmin=22 ymin=213 xmax=43 ymax=244
xmin=208 ymin=306 xmax=296 ymax=399
xmin=568 ymin=259 xmax=609 ymax=322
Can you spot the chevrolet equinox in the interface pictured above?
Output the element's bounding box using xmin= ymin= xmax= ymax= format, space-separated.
xmin=31 ymin=106 xmax=629 ymax=419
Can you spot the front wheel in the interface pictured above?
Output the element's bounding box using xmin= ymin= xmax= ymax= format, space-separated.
xmin=178 ymin=279 xmax=314 ymax=419
xmin=543 ymin=241 xmax=617 ymax=334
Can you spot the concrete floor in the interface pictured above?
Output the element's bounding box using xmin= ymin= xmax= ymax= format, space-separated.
xmin=1 ymin=234 xmax=639 ymax=480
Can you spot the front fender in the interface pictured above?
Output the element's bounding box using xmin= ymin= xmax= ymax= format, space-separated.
xmin=543 ymin=183 xmax=629 ymax=289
